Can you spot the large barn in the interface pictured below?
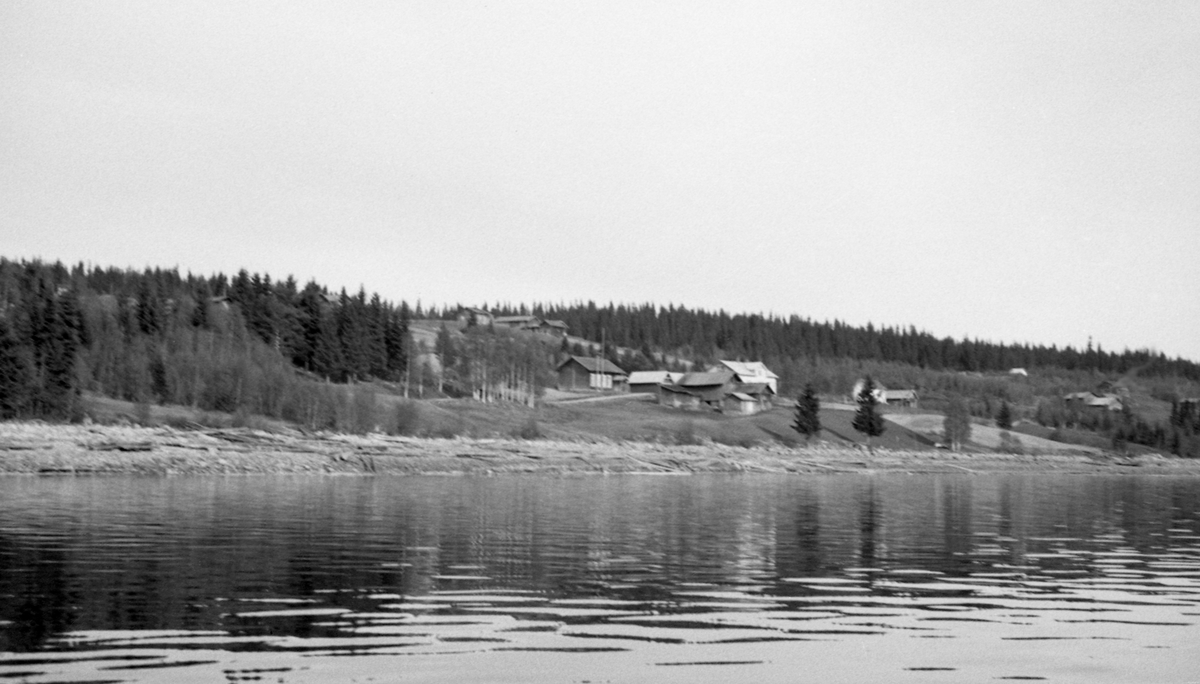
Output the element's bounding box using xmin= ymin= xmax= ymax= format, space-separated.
xmin=556 ymin=356 xmax=628 ymax=392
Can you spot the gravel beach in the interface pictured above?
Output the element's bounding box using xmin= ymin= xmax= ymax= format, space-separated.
xmin=1 ymin=422 xmax=1196 ymax=477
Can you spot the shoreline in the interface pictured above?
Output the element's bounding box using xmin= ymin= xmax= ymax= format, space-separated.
xmin=0 ymin=421 xmax=1196 ymax=477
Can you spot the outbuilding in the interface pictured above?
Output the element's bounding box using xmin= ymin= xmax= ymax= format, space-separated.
xmin=556 ymin=355 xmax=628 ymax=392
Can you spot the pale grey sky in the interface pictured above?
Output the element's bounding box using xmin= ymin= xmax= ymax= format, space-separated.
xmin=3 ymin=1 xmax=1198 ymax=360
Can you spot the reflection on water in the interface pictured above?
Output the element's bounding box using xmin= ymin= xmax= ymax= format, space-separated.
xmin=1 ymin=474 xmax=1198 ymax=682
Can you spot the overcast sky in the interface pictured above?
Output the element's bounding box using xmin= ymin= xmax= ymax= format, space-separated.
xmin=3 ymin=1 xmax=1198 ymax=360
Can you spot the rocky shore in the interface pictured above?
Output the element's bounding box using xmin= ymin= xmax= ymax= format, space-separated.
xmin=0 ymin=422 xmax=1195 ymax=477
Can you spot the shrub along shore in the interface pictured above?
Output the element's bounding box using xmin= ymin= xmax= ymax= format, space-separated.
xmin=1 ymin=422 xmax=1195 ymax=477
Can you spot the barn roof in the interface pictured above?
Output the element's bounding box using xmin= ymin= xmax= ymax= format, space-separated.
xmin=494 ymin=315 xmax=540 ymax=324
xmin=628 ymin=370 xmax=675 ymax=385
xmin=558 ymin=355 xmax=626 ymax=375
xmin=715 ymin=360 xmax=779 ymax=379
xmin=678 ymin=370 xmax=736 ymax=387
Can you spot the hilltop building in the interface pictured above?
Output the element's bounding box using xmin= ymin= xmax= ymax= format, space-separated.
xmin=456 ymin=307 xmax=493 ymax=327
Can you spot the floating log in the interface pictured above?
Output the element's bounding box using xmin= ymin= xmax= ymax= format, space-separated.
xmin=88 ymin=441 xmax=153 ymax=452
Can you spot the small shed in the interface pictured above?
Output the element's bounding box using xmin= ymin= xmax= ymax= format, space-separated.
xmin=556 ymin=355 xmax=628 ymax=392
xmin=723 ymin=392 xmax=761 ymax=415
xmin=882 ymin=389 xmax=919 ymax=408
xmin=735 ymin=382 xmax=776 ymax=410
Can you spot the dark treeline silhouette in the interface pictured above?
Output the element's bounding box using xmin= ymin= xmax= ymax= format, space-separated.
xmin=0 ymin=258 xmax=409 ymax=428
xmin=484 ymin=301 xmax=1200 ymax=381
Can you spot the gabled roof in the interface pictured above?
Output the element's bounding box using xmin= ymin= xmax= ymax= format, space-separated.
xmin=494 ymin=315 xmax=540 ymax=324
xmin=678 ymin=370 xmax=736 ymax=387
xmin=628 ymin=370 xmax=675 ymax=385
xmin=543 ymin=319 xmax=569 ymax=329
xmin=737 ymin=382 xmax=774 ymax=396
xmin=558 ymin=355 xmax=626 ymax=375
xmin=715 ymin=360 xmax=778 ymax=380
xmin=883 ymin=389 xmax=918 ymax=400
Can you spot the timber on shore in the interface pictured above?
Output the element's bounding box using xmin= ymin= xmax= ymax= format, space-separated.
xmin=1 ymin=422 xmax=1196 ymax=477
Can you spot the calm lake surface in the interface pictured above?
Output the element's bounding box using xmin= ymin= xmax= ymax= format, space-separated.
xmin=1 ymin=473 xmax=1199 ymax=683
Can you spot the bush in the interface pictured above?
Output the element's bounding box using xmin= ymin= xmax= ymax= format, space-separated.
xmin=390 ymin=400 xmax=422 ymax=436
xmin=513 ymin=417 xmax=542 ymax=440
xmin=998 ymin=430 xmax=1024 ymax=455
xmin=673 ymin=420 xmax=701 ymax=446
xmin=133 ymin=399 xmax=154 ymax=426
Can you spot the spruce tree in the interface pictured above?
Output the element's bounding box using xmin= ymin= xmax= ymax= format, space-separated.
xmin=0 ymin=318 xmax=32 ymax=418
xmin=792 ymin=383 xmax=821 ymax=442
xmin=996 ymin=401 xmax=1013 ymax=430
xmin=852 ymin=376 xmax=886 ymax=451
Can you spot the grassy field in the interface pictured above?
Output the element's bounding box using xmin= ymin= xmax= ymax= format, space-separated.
xmin=78 ymin=390 xmax=1112 ymax=457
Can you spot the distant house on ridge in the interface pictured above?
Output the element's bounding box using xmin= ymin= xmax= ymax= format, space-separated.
xmin=493 ymin=315 xmax=542 ymax=331
xmin=457 ymin=307 xmax=493 ymax=327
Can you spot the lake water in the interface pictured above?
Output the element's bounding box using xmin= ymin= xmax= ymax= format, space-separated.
xmin=1 ymin=473 xmax=1199 ymax=683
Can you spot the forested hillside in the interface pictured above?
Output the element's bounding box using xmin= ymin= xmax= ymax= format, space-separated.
xmin=0 ymin=259 xmax=411 ymax=428
xmin=505 ymin=302 xmax=1199 ymax=381
xmin=1 ymin=258 xmax=1197 ymax=456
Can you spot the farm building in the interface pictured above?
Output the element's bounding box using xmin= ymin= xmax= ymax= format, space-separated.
xmin=628 ymin=370 xmax=683 ymax=394
xmin=657 ymin=371 xmax=774 ymax=415
xmin=493 ymin=315 xmax=542 ymax=331
xmin=659 ymin=383 xmax=702 ymax=410
xmin=723 ymin=383 xmax=775 ymax=414
xmin=1087 ymin=395 xmax=1124 ymax=411
xmin=1064 ymin=391 xmax=1125 ymax=412
xmin=851 ymin=379 xmax=917 ymax=406
xmin=541 ymin=319 xmax=569 ymax=336
xmin=723 ymin=392 xmax=761 ymax=415
xmin=655 ymin=371 xmax=737 ymax=411
xmin=852 ymin=379 xmax=889 ymax=403
xmin=881 ymin=389 xmax=918 ymax=408
xmin=556 ymin=355 xmax=628 ymax=392
xmin=456 ymin=307 xmax=493 ymax=327
xmin=710 ymin=360 xmax=779 ymax=394
xmin=678 ymin=371 xmax=738 ymax=405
